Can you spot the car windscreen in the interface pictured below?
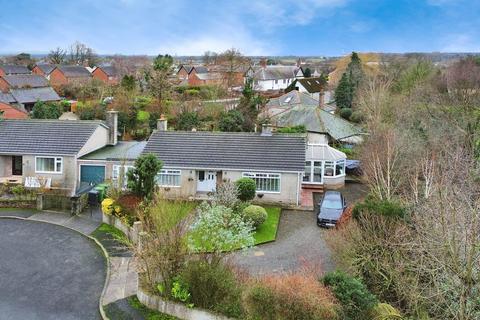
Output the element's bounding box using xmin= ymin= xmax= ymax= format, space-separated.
xmin=322 ymin=198 xmax=343 ymax=209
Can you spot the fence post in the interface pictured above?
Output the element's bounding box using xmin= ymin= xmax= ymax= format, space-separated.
xmin=36 ymin=193 xmax=44 ymax=211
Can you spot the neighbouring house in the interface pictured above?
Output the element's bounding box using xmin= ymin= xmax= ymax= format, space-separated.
xmin=261 ymin=90 xmax=364 ymax=145
xmin=8 ymin=87 xmax=61 ymax=112
xmin=91 ymin=66 xmax=120 ymax=85
xmin=32 ymin=64 xmax=57 ymax=79
xmin=49 ymin=65 xmax=92 ymax=87
xmin=77 ymin=141 xmax=147 ymax=188
xmin=286 ymin=76 xmax=328 ymax=104
xmin=0 ymin=111 xmax=119 ymax=195
xmin=0 ymin=74 xmax=49 ymax=92
xmin=141 ymin=119 xmax=306 ymax=206
xmin=0 ymin=101 xmax=28 ymax=119
xmin=0 ymin=65 xmax=30 ymax=77
xmin=248 ymin=64 xmax=304 ymax=92
xmin=176 ymin=65 xmax=195 ymax=80
xmin=188 ymin=71 xmax=223 ymax=86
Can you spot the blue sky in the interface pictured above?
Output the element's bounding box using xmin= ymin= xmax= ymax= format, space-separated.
xmin=0 ymin=0 xmax=479 ymax=56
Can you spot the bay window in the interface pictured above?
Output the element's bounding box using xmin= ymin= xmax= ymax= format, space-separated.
xmin=35 ymin=157 xmax=62 ymax=174
xmin=242 ymin=172 xmax=281 ymax=193
xmin=156 ymin=169 xmax=181 ymax=187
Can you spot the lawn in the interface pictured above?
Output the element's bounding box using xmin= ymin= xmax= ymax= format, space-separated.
xmin=253 ymin=206 xmax=281 ymax=245
xmin=150 ymin=199 xmax=198 ymax=231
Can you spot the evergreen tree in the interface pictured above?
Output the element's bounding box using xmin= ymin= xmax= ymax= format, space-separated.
xmin=237 ymin=78 xmax=265 ymax=131
xmin=334 ymin=52 xmax=364 ymax=109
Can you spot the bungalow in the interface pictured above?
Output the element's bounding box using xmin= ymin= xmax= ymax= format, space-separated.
xmin=0 ymin=65 xmax=30 ymax=77
xmin=0 ymin=101 xmax=28 ymax=119
xmin=49 ymin=65 xmax=92 ymax=87
xmin=0 ymin=74 xmax=49 ymax=92
xmin=91 ymin=66 xmax=119 ymax=85
xmin=249 ymin=65 xmax=304 ymax=92
xmin=0 ymin=111 xmax=119 ymax=195
xmin=142 ymin=120 xmax=307 ymax=206
xmin=32 ymin=64 xmax=57 ymax=79
xmin=286 ymin=76 xmax=327 ymax=104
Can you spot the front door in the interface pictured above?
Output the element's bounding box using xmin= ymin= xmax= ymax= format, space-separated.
xmin=12 ymin=156 xmax=22 ymax=176
xmin=197 ymin=170 xmax=217 ymax=192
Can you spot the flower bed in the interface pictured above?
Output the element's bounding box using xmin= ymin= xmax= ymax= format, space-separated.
xmin=102 ymin=211 xmax=142 ymax=244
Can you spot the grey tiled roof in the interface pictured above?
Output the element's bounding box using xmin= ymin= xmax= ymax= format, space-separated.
xmin=253 ymin=66 xmax=301 ymax=81
xmin=35 ymin=64 xmax=56 ymax=75
xmin=0 ymin=92 xmax=16 ymax=103
xmin=192 ymin=66 xmax=208 ymax=74
xmin=143 ymin=131 xmax=306 ymax=172
xmin=0 ymin=65 xmax=30 ymax=75
xmin=56 ymin=65 xmax=92 ymax=78
xmin=98 ymin=66 xmax=118 ymax=77
xmin=10 ymin=87 xmax=61 ymax=104
xmin=3 ymin=74 xmax=49 ymax=88
xmin=0 ymin=120 xmax=105 ymax=156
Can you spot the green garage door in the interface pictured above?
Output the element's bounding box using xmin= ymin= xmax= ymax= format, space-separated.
xmin=80 ymin=165 xmax=106 ymax=184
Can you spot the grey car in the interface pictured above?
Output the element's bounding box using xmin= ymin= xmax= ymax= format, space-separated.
xmin=317 ymin=191 xmax=346 ymax=228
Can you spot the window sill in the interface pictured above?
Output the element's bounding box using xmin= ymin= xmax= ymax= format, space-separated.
xmin=35 ymin=171 xmax=62 ymax=175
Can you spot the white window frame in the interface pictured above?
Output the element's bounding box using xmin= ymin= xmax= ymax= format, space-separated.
xmin=242 ymin=172 xmax=281 ymax=193
xmin=156 ymin=169 xmax=181 ymax=187
xmin=35 ymin=156 xmax=63 ymax=174
xmin=303 ymin=159 xmax=346 ymax=184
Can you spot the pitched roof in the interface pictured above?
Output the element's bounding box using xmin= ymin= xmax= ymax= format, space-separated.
xmin=263 ymin=91 xmax=364 ymax=141
xmin=253 ymin=66 xmax=301 ymax=81
xmin=35 ymin=64 xmax=56 ymax=75
xmin=191 ymin=66 xmax=208 ymax=74
xmin=56 ymin=65 xmax=92 ymax=78
xmin=287 ymin=77 xmax=327 ymax=94
xmin=143 ymin=131 xmax=306 ymax=172
xmin=81 ymin=141 xmax=147 ymax=161
xmin=10 ymin=87 xmax=61 ymax=104
xmin=2 ymin=74 xmax=49 ymax=88
xmin=0 ymin=92 xmax=16 ymax=103
xmin=0 ymin=102 xmax=28 ymax=119
xmin=96 ymin=66 xmax=118 ymax=77
xmin=0 ymin=65 xmax=30 ymax=75
xmin=0 ymin=120 xmax=105 ymax=156
xmin=178 ymin=65 xmax=194 ymax=74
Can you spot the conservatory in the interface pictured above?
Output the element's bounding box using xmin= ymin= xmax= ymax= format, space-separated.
xmin=303 ymin=143 xmax=347 ymax=188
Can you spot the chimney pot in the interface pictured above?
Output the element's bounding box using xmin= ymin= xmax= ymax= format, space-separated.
xmin=157 ymin=114 xmax=168 ymax=131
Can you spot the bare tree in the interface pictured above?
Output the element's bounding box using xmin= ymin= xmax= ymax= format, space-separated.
xmin=48 ymin=47 xmax=66 ymax=64
xmin=67 ymin=41 xmax=98 ymax=67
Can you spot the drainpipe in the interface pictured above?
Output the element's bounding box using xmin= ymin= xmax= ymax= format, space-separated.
xmin=296 ymin=172 xmax=301 ymax=207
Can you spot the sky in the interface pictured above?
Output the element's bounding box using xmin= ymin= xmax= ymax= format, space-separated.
xmin=0 ymin=0 xmax=479 ymax=56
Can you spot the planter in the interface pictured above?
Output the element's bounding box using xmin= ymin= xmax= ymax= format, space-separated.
xmin=102 ymin=212 xmax=143 ymax=244
xmin=137 ymin=286 xmax=234 ymax=320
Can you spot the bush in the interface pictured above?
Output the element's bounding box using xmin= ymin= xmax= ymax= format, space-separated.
xmin=31 ymin=101 xmax=62 ymax=119
xmin=127 ymin=153 xmax=163 ymax=199
xmin=352 ymin=196 xmax=406 ymax=220
xmin=323 ymin=271 xmax=378 ymax=320
xmin=218 ymin=109 xmax=244 ymax=132
xmin=242 ymin=205 xmax=267 ymax=229
xmin=369 ymin=303 xmax=403 ymax=320
xmin=101 ymin=198 xmax=115 ymax=215
xmin=350 ymin=111 xmax=364 ymax=123
xmin=340 ymin=108 xmax=353 ymax=120
xmin=243 ymin=272 xmax=339 ymax=320
xmin=213 ymin=181 xmax=239 ymax=208
xmin=276 ymin=125 xmax=307 ymax=133
xmin=235 ymin=177 xmax=256 ymax=201
xmin=180 ymin=260 xmax=243 ymax=318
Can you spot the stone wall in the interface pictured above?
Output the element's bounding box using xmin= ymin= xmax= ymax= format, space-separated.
xmin=102 ymin=212 xmax=143 ymax=244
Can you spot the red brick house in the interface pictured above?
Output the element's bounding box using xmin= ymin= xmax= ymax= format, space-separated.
xmin=0 ymin=101 xmax=28 ymax=119
xmin=32 ymin=64 xmax=56 ymax=78
xmin=49 ymin=65 xmax=92 ymax=87
xmin=0 ymin=75 xmax=49 ymax=93
xmin=91 ymin=66 xmax=119 ymax=85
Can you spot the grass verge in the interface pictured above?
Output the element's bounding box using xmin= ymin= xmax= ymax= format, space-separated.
xmin=253 ymin=207 xmax=281 ymax=245
xmin=128 ymin=295 xmax=179 ymax=320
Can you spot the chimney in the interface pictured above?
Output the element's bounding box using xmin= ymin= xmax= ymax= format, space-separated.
xmin=318 ymin=91 xmax=325 ymax=108
xmin=157 ymin=114 xmax=167 ymax=131
xmin=106 ymin=110 xmax=118 ymax=145
xmin=261 ymin=124 xmax=273 ymax=136
xmin=260 ymin=58 xmax=267 ymax=68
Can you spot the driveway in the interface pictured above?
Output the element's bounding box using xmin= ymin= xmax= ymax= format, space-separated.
xmin=0 ymin=218 xmax=106 ymax=320
xmin=231 ymin=210 xmax=335 ymax=275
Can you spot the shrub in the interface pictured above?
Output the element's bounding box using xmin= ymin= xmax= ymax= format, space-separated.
xmin=218 ymin=109 xmax=244 ymax=132
xmin=101 ymin=198 xmax=115 ymax=215
xmin=276 ymin=125 xmax=307 ymax=133
xmin=180 ymin=260 xmax=243 ymax=318
xmin=213 ymin=181 xmax=239 ymax=208
xmin=369 ymin=303 xmax=403 ymax=320
xmin=352 ymin=196 xmax=406 ymax=220
xmin=350 ymin=111 xmax=364 ymax=123
xmin=31 ymin=101 xmax=62 ymax=119
xmin=243 ymin=205 xmax=267 ymax=229
xmin=340 ymin=108 xmax=353 ymax=120
xmin=127 ymin=153 xmax=163 ymax=199
xmin=323 ymin=271 xmax=378 ymax=320
xmin=243 ymin=272 xmax=339 ymax=320
xmin=10 ymin=185 xmax=26 ymax=197
xmin=235 ymin=177 xmax=256 ymax=202
xmin=176 ymin=111 xmax=201 ymax=131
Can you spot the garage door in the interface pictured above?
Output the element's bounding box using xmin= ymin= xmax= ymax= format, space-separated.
xmin=80 ymin=165 xmax=105 ymax=184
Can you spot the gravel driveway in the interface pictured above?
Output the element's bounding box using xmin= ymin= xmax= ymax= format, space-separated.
xmin=231 ymin=210 xmax=335 ymax=275
xmin=0 ymin=218 xmax=106 ymax=320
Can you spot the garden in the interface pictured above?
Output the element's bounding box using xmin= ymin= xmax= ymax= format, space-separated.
xmin=0 ymin=183 xmax=37 ymax=208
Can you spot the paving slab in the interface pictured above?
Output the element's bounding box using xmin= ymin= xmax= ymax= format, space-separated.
xmin=28 ymin=211 xmax=72 ymax=225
